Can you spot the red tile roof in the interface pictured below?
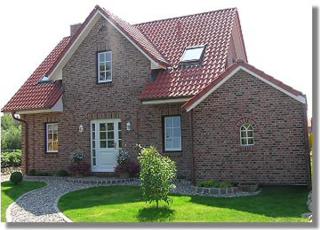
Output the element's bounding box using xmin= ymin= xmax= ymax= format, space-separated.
xmin=136 ymin=8 xmax=238 ymax=100
xmin=182 ymin=61 xmax=305 ymax=112
xmin=2 ymin=6 xmax=304 ymax=112
xmin=1 ymin=37 xmax=71 ymax=112
xmin=96 ymin=6 xmax=168 ymax=67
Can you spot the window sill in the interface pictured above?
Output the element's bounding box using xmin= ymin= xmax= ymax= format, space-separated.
xmin=163 ymin=151 xmax=183 ymax=156
xmin=45 ymin=151 xmax=59 ymax=155
xmin=97 ymin=81 xmax=113 ymax=86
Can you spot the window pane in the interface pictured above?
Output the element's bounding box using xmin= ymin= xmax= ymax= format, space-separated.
xmin=99 ymin=72 xmax=105 ymax=81
xmin=181 ymin=47 xmax=204 ymax=62
xmin=248 ymin=138 xmax=254 ymax=145
xmin=173 ymin=128 xmax=181 ymax=137
xmin=172 ymin=117 xmax=181 ymax=127
xmin=99 ymin=53 xmax=105 ymax=62
xmin=108 ymin=141 xmax=114 ymax=148
xmin=53 ymin=142 xmax=58 ymax=151
xmin=165 ymin=117 xmax=172 ymax=128
xmin=92 ymin=123 xmax=95 ymax=130
xmin=105 ymin=52 xmax=111 ymax=61
xmin=48 ymin=141 xmax=53 ymax=151
xmin=241 ymin=139 xmax=247 ymax=145
xmin=100 ymin=132 xmax=106 ymax=140
xmin=106 ymin=62 xmax=111 ymax=71
xmin=100 ymin=63 xmax=105 ymax=72
xmin=100 ymin=123 xmax=106 ymax=131
xmin=92 ymin=131 xmax=95 ymax=139
xmin=92 ymin=141 xmax=95 ymax=148
xmin=118 ymin=140 xmax=122 ymax=148
xmin=92 ymin=149 xmax=96 ymax=157
xmin=106 ymin=71 xmax=111 ymax=81
xmin=247 ymin=131 xmax=253 ymax=137
xmin=107 ymin=131 xmax=114 ymax=139
xmin=100 ymin=140 xmax=106 ymax=148
xmin=172 ymin=137 xmax=181 ymax=149
xmin=107 ymin=123 xmax=114 ymax=131
xmin=240 ymin=131 xmax=247 ymax=138
xmin=93 ymin=157 xmax=96 ymax=166
xmin=118 ymin=122 xmax=121 ymax=130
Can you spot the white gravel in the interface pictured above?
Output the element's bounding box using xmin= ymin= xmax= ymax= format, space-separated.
xmin=6 ymin=176 xmax=96 ymax=223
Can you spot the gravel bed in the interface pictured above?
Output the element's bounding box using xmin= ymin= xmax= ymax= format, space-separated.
xmin=7 ymin=176 xmax=97 ymax=222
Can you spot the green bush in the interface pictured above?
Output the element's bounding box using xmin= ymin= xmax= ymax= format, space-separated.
xmin=198 ymin=179 xmax=220 ymax=188
xmin=10 ymin=171 xmax=23 ymax=185
xmin=56 ymin=170 xmax=69 ymax=177
xmin=1 ymin=114 xmax=21 ymax=151
xmin=1 ymin=150 xmax=22 ymax=168
xmin=138 ymin=146 xmax=176 ymax=208
xmin=219 ymin=181 xmax=233 ymax=188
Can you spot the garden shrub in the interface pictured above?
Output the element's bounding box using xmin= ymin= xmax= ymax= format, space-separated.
xmin=1 ymin=150 xmax=22 ymax=168
xmin=115 ymin=150 xmax=140 ymax=178
xmin=56 ymin=170 xmax=70 ymax=177
xmin=219 ymin=181 xmax=233 ymax=188
xmin=198 ymin=179 xmax=220 ymax=188
xmin=10 ymin=171 xmax=23 ymax=185
xmin=138 ymin=146 xmax=176 ymax=208
xmin=69 ymin=151 xmax=91 ymax=176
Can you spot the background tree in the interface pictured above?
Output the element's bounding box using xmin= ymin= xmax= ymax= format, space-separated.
xmin=1 ymin=114 xmax=21 ymax=151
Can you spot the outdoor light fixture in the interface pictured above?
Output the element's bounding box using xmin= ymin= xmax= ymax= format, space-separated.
xmin=126 ymin=121 xmax=132 ymax=131
xmin=79 ymin=124 xmax=84 ymax=133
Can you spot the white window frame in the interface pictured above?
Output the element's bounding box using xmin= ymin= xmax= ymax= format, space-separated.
xmin=97 ymin=51 xmax=112 ymax=83
xmin=180 ymin=45 xmax=205 ymax=63
xmin=240 ymin=123 xmax=254 ymax=146
xmin=164 ymin=116 xmax=182 ymax=152
xmin=46 ymin=123 xmax=58 ymax=153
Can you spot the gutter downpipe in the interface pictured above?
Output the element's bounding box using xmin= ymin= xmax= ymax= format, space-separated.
xmin=191 ymin=109 xmax=196 ymax=185
xmin=11 ymin=112 xmax=28 ymax=174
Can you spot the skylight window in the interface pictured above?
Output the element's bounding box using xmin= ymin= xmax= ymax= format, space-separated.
xmin=181 ymin=45 xmax=205 ymax=63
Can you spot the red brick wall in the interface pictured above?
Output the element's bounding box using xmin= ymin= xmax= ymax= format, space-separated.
xmin=192 ymin=70 xmax=310 ymax=185
xmin=21 ymin=16 xmax=192 ymax=178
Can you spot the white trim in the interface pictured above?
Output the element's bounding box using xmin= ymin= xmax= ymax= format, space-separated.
xmin=186 ymin=66 xmax=306 ymax=112
xmin=142 ymin=97 xmax=190 ymax=105
xmin=17 ymin=109 xmax=54 ymax=115
xmin=90 ymin=119 xmax=121 ymax=172
xmin=164 ymin=116 xmax=182 ymax=152
xmin=97 ymin=51 xmax=112 ymax=83
xmin=46 ymin=123 xmax=59 ymax=153
xmin=98 ymin=11 xmax=164 ymax=70
xmin=49 ymin=10 xmax=164 ymax=81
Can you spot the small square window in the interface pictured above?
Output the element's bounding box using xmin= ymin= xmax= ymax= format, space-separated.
xmin=181 ymin=46 xmax=205 ymax=63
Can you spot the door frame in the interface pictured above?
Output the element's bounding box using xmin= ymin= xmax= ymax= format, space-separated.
xmin=90 ymin=118 xmax=121 ymax=172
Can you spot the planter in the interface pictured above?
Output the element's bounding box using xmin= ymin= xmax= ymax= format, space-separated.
xmin=238 ymin=183 xmax=258 ymax=192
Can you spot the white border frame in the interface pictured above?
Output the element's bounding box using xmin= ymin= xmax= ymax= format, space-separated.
xmin=97 ymin=51 xmax=112 ymax=83
xmin=46 ymin=123 xmax=59 ymax=153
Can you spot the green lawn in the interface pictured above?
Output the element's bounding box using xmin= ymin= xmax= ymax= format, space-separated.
xmin=1 ymin=181 xmax=46 ymax=222
xmin=58 ymin=185 xmax=309 ymax=223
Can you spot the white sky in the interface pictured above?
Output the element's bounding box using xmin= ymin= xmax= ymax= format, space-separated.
xmin=0 ymin=0 xmax=315 ymax=118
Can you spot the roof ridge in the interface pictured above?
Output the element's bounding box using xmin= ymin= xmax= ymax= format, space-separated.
xmin=133 ymin=7 xmax=237 ymax=26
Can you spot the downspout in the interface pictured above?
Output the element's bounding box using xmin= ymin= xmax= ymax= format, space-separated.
xmin=11 ymin=112 xmax=29 ymax=174
xmin=190 ymin=109 xmax=196 ymax=185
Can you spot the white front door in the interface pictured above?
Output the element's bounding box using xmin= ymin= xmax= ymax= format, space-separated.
xmin=90 ymin=119 xmax=122 ymax=172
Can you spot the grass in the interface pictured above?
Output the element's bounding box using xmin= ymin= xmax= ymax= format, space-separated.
xmin=58 ymin=185 xmax=309 ymax=223
xmin=1 ymin=180 xmax=46 ymax=222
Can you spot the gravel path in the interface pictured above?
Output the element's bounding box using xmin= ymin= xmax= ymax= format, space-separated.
xmin=7 ymin=176 xmax=96 ymax=223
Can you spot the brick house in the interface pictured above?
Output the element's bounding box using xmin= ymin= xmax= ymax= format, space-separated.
xmin=2 ymin=5 xmax=311 ymax=185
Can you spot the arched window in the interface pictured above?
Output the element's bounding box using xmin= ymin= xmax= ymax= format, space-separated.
xmin=240 ymin=123 xmax=254 ymax=146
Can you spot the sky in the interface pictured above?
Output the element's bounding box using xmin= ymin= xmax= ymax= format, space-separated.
xmin=0 ymin=0 xmax=315 ymax=118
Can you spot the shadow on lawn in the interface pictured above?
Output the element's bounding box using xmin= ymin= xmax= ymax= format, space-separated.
xmin=137 ymin=206 xmax=175 ymax=222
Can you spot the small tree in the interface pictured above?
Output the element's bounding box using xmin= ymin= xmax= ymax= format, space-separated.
xmin=138 ymin=146 xmax=176 ymax=208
